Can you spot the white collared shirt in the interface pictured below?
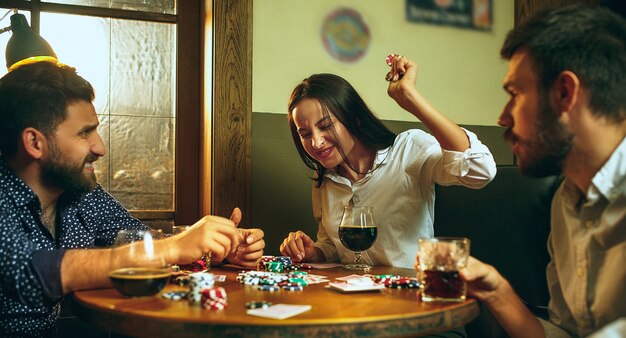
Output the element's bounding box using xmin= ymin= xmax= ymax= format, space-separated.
xmin=312 ymin=128 xmax=496 ymax=268
xmin=547 ymin=136 xmax=626 ymax=337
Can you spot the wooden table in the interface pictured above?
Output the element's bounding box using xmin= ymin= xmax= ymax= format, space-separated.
xmin=72 ymin=266 xmax=478 ymax=337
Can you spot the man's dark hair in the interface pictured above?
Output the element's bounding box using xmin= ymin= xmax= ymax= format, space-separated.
xmin=287 ymin=73 xmax=396 ymax=187
xmin=501 ymin=5 xmax=626 ymax=122
xmin=0 ymin=62 xmax=94 ymax=159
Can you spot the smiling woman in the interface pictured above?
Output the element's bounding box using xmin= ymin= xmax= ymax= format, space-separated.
xmin=279 ymin=68 xmax=496 ymax=269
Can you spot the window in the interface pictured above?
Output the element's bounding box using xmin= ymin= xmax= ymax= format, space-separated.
xmin=0 ymin=1 xmax=202 ymax=228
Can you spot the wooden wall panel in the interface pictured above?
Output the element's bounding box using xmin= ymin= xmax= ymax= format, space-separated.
xmin=212 ymin=0 xmax=253 ymax=225
xmin=175 ymin=0 xmax=202 ymax=225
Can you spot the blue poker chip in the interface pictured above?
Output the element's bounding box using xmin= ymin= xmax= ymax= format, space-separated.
xmin=282 ymin=285 xmax=303 ymax=291
xmin=257 ymin=285 xmax=279 ymax=292
xmin=161 ymin=291 xmax=188 ymax=300
xmin=245 ymin=301 xmax=273 ymax=309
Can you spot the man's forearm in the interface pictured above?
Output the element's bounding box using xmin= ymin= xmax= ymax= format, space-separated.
xmin=485 ymin=280 xmax=546 ymax=338
xmin=60 ymin=248 xmax=114 ymax=294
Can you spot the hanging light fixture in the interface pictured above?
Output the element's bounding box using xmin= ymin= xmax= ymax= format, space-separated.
xmin=0 ymin=9 xmax=57 ymax=71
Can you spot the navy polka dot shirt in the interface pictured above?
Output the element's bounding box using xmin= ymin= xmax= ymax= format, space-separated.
xmin=0 ymin=158 xmax=146 ymax=336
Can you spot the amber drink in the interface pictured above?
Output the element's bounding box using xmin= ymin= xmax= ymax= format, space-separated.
xmin=109 ymin=267 xmax=170 ymax=297
xmin=418 ymin=237 xmax=470 ymax=302
xmin=109 ymin=229 xmax=169 ymax=297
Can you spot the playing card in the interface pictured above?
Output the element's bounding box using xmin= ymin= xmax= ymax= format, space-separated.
xmin=246 ymin=304 xmax=312 ymax=320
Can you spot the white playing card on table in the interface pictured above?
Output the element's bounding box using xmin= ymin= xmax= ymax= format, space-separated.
xmin=246 ymin=304 xmax=312 ymax=320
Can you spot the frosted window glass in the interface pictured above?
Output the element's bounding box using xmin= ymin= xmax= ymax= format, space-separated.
xmin=109 ymin=116 xmax=174 ymax=210
xmin=111 ymin=19 xmax=175 ymax=118
xmin=41 ymin=12 xmax=176 ymax=211
xmin=42 ymin=0 xmax=175 ymax=15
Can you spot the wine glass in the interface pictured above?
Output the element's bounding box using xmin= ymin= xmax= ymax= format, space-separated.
xmin=338 ymin=206 xmax=378 ymax=271
xmin=108 ymin=229 xmax=171 ymax=297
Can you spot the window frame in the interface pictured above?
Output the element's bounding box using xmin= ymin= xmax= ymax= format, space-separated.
xmin=0 ymin=0 xmax=253 ymax=228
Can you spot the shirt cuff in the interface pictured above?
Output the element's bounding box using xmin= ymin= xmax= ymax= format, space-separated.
xmin=314 ymin=242 xmax=339 ymax=263
xmin=441 ymin=128 xmax=491 ymax=177
xmin=31 ymin=249 xmax=66 ymax=303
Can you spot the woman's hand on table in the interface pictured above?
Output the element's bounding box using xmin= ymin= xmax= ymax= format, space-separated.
xmin=280 ymin=231 xmax=318 ymax=262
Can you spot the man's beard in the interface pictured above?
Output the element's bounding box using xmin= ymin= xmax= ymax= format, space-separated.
xmin=42 ymin=141 xmax=99 ymax=197
xmin=505 ymin=98 xmax=574 ymax=178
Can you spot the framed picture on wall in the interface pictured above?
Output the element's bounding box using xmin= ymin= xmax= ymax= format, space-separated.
xmin=406 ymin=0 xmax=492 ymax=31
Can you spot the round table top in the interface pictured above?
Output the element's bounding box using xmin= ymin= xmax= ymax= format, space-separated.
xmin=72 ymin=265 xmax=478 ymax=337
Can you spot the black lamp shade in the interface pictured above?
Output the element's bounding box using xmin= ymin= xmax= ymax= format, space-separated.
xmin=6 ymin=13 xmax=57 ymax=70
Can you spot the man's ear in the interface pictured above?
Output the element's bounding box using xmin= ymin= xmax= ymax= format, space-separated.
xmin=21 ymin=128 xmax=47 ymax=160
xmin=552 ymin=70 xmax=581 ymax=116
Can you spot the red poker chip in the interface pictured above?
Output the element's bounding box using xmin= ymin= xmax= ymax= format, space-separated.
xmin=202 ymin=298 xmax=227 ymax=310
xmin=200 ymin=287 xmax=228 ymax=310
xmin=201 ymin=287 xmax=227 ymax=300
xmin=385 ymin=53 xmax=398 ymax=66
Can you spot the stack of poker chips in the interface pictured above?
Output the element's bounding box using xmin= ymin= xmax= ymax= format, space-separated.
xmin=257 ymin=256 xmax=313 ymax=272
xmin=236 ymin=271 xmax=288 ymax=285
xmin=200 ymin=287 xmax=228 ymax=310
xmin=236 ymin=270 xmax=308 ymax=291
xmin=370 ymin=275 xmax=421 ymax=289
xmin=188 ymin=272 xmax=216 ymax=304
xmin=257 ymin=256 xmax=289 ymax=272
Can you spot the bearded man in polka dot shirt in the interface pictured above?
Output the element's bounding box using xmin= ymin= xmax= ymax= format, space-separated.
xmin=0 ymin=62 xmax=265 ymax=337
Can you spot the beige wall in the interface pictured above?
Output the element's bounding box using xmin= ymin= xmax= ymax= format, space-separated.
xmin=253 ymin=0 xmax=514 ymax=125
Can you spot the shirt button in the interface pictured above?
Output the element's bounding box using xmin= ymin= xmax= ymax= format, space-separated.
xmin=585 ymin=220 xmax=594 ymax=229
xmin=577 ymin=267 xmax=585 ymax=277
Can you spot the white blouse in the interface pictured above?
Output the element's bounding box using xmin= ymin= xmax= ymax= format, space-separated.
xmin=312 ymin=128 xmax=497 ymax=268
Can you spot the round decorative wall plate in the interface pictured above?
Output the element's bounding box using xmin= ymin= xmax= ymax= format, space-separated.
xmin=321 ymin=7 xmax=371 ymax=63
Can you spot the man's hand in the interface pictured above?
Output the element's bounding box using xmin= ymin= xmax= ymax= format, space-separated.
xmin=460 ymin=256 xmax=506 ymax=304
xmin=460 ymin=257 xmax=546 ymax=338
xmin=167 ymin=215 xmax=239 ymax=264
xmin=226 ymin=207 xmax=266 ymax=268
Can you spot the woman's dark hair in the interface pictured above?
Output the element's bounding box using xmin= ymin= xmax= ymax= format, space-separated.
xmin=287 ymin=73 xmax=396 ymax=187
xmin=0 ymin=61 xmax=94 ymax=159
xmin=501 ymin=5 xmax=626 ymax=122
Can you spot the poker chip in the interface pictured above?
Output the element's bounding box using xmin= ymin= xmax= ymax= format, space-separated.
xmin=370 ymin=275 xmax=421 ymax=289
xmin=288 ymin=278 xmax=307 ymax=286
xmin=385 ymin=53 xmax=399 ymax=66
xmin=245 ymin=301 xmax=273 ymax=309
xmin=265 ymin=261 xmax=283 ymax=273
xmin=289 ymin=271 xmax=308 ymax=277
xmin=258 ymin=285 xmax=279 ymax=292
xmin=236 ymin=268 xmax=315 ymax=292
xmin=291 ymin=263 xmax=313 ymax=270
xmin=200 ymin=287 xmax=228 ymax=310
xmin=188 ymin=272 xmax=216 ymax=303
xmin=162 ymin=291 xmax=188 ymax=301
xmin=257 ymin=256 xmax=275 ymax=271
xmin=274 ymin=256 xmax=293 ymax=267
